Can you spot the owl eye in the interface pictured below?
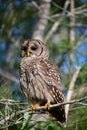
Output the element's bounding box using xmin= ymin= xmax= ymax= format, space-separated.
xmin=22 ymin=46 xmax=27 ymax=52
xmin=30 ymin=45 xmax=38 ymax=51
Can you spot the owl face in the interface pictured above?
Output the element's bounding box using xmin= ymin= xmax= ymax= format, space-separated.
xmin=20 ymin=39 xmax=49 ymax=59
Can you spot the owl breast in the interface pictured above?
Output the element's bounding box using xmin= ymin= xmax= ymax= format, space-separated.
xmin=20 ymin=59 xmax=54 ymax=104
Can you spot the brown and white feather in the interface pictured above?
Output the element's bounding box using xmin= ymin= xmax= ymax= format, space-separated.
xmin=20 ymin=39 xmax=66 ymax=125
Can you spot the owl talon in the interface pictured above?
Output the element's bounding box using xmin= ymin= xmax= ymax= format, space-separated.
xmin=44 ymin=102 xmax=51 ymax=110
xmin=30 ymin=104 xmax=40 ymax=110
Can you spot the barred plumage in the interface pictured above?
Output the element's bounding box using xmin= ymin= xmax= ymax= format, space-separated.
xmin=20 ymin=39 xmax=66 ymax=126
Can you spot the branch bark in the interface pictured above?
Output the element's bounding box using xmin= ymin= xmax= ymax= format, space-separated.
xmin=65 ymin=66 xmax=81 ymax=121
xmin=32 ymin=0 xmax=51 ymax=41
xmin=65 ymin=0 xmax=76 ymax=122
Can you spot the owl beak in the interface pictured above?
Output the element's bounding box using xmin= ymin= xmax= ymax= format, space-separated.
xmin=27 ymin=52 xmax=31 ymax=57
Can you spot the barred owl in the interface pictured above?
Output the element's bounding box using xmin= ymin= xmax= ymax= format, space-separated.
xmin=20 ymin=39 xmax=66 ymax=126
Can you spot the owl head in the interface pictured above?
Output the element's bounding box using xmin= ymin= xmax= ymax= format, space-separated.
xmin=20 ymin=39 xmax=49 ymax=59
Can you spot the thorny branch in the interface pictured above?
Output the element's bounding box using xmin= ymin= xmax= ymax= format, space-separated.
xmin=0 ymin=96 xmax=87 ymax=126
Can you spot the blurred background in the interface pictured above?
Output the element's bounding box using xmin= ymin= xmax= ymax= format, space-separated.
xmin=0 ymin=0 xmax=87 ymax=129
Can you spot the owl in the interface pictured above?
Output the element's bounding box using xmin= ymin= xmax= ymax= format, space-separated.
xmin=20 ymin=39 xmax=66 ymax=126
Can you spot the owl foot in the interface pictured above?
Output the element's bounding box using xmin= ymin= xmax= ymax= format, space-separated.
xmin=30 ymin=104 xmax=40 ymax=110
xmin=44 ymin=102 xmax=51 ymax=110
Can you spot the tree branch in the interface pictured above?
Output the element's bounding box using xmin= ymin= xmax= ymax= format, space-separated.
xmin=0 ymin=96 xmax=87 ymax=125
xmin=65 ymin=66 xmax=81 ymax=121
xmin=32 ymin=0 xmax=51 ymax=40
xmin=0 ymin=69 xmax=19 ymax=84
xmin=44 ymin=0 xmax=70 ymax=42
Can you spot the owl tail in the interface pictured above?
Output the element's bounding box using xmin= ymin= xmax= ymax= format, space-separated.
xmin=49 ymin=106 xmax=66 ymax=127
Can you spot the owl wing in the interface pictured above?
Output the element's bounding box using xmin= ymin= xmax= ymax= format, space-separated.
xmin=37 ymin=59 xmax=64 ymax=102
xmin=37 ymin=59 xmax=66 ymax=124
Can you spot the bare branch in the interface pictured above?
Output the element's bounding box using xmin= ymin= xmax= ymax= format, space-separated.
xmin=75 ymin=4 xmax=87 ymax=11
xmin=44 ymin=0 xmax=70 ymax=42
xmin=0 ymin=69 xmax=19 ymax=84
xmin=65 ymin=0 xmax=76 ymax=122
xmin=65 ymin=66 xmax=81 ymax=121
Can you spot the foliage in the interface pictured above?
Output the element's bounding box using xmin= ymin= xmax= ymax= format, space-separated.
xmin=0 ymin=85 xmax=12 ymax=99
